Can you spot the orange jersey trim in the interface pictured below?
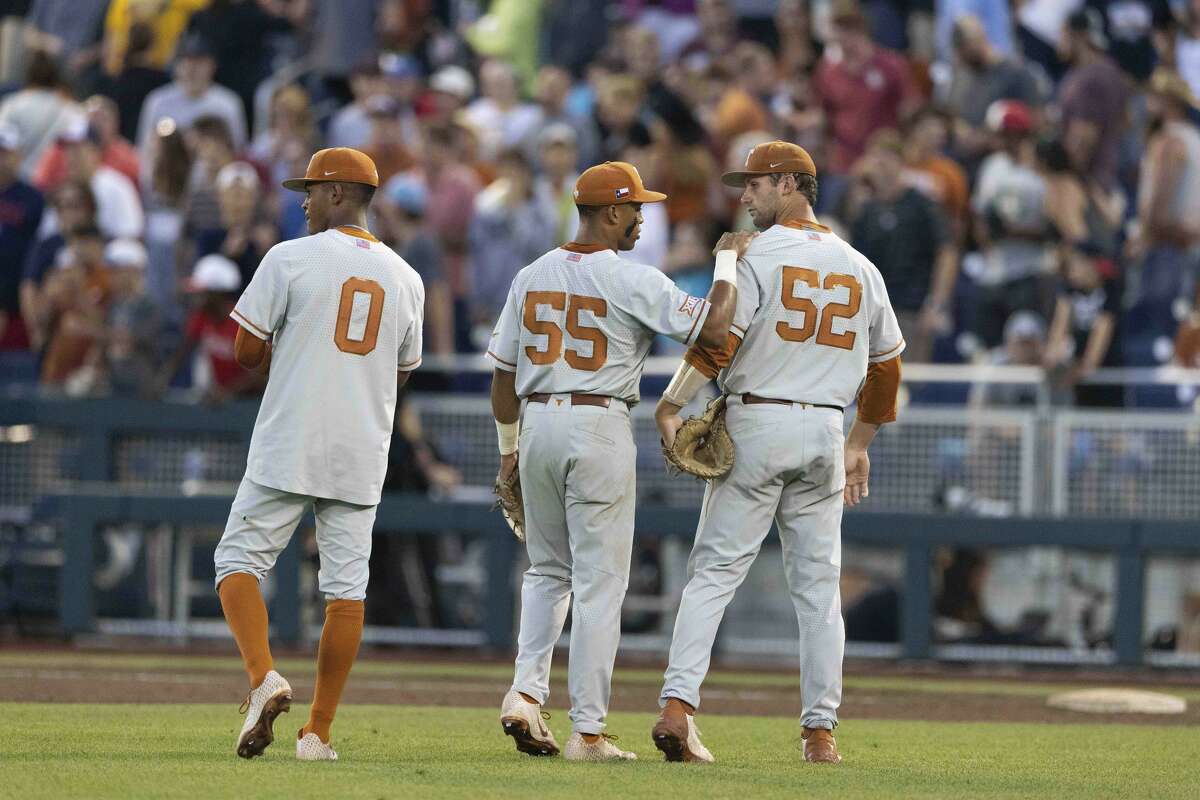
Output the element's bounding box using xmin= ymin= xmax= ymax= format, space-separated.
xmin=231 ymin=309 xmax=269 ymax=339
xmin=336 ymin=225 xmax=381 ymax=242
xmin=683 ymin=331 xmax=743 ymax=379
xmin=779 ymin=218 xmax=833 ymax=234
xmin=487 ymin=349 xmax=517 ymax=368
xmin=870 ymin=340 xmax=906 ymax=360
xmin=560 ymin=241 xmax=609 ymax=254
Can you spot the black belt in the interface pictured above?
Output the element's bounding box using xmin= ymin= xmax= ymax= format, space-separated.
xmin=527 ymin=392 xmax=621 ymax=408
xmin=741 ymin=393 xmax=843 ymax=412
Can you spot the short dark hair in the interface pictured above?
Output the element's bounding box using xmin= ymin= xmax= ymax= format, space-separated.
xmin=576 ymin=204 xmax=602 ymax=220
xmin=768 ymin=173 xmax=819 ymax=208
xmin=68 ymin=222 xmax=103 ymax=240
xmin=340 ymin=182 xmax=376 ymax=207
xmin=191 ymin=115 xmax=234 ymax=151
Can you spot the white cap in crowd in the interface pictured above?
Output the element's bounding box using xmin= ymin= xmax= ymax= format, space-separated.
xmin=187 ymin=254 xmax=242 ymax=293
xmin=216 ymin=161 xmax=261 ymax=192
xmin=104 ymin=238 xmax=148 ymax=269
xmin=0 ymin=123 xmax=19 ymax=151
xmin=430 ymin=65 xmax=475 ymax=100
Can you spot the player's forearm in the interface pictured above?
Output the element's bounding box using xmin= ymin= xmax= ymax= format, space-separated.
xmin=846 ymin=419 xmax=880 ymax=452
xmin=491 ymin=368 xmax=519 ymax=424
xmin=696 ymin=250 xmax=739 ymax=349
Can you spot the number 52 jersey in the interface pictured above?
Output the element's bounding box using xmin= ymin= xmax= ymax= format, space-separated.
xmin=720 ymin=221 xmax=904 ymax=407
xmin=487 ymin=245 xmax=712 ymax=404
xmin=231 ymin=227 xmax=425 ymax=506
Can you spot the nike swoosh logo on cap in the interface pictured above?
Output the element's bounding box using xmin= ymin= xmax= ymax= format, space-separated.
xmin=769 ymin=162 xmax=785 ymax=168
xmin=324 ymin=170 xmax=337 ymax=175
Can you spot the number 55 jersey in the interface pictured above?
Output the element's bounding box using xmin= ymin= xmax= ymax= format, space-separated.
xmin=719 ymin=220 xmax=904 ymax=406
xmin=231 ymin=225 xmax=424 ymax=506
xmin=486 ymin=242 xmax=712 ymax=402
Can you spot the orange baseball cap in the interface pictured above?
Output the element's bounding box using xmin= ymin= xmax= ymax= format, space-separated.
xmin=282 ymin=147 xmax=380 ymax=192
xmin=721 ymin=140 xmax=817 ymax=187
xmin=573 ymin=161 xmax=666 ymax=206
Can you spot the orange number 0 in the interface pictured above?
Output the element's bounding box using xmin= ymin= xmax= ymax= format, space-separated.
xmin=776 ymin=267 xmax=862 ymax=350
xmin=334 ymin=277 xmax=385 ymax=355
xmin=522 ymin=291 xmax=609 ymax=371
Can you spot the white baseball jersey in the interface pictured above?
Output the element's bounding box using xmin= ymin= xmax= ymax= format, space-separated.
xmin=232 ymin=226 xmax=424 ymax=506
xmin=486 ymin=246 xmax=711 ymax=403
xmin=719 ymin=221 xmax=904 ymax=407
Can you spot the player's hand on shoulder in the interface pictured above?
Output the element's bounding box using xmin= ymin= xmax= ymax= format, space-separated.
xmin=713 ymin=230 xmax=757 ymax=259
xmin=843 ymin=446 xmax=870 ymax=507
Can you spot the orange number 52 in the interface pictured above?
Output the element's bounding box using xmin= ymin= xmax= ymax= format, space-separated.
xmin=334 ymin=277 xmax=385 ymax=355
xmin=776 ymin=267 xmax=862 ymax=350
xmin=522 ymin=291 xmax=608 ymax=371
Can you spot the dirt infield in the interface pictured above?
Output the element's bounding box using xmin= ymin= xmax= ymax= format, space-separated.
xmin=2 ymin=648 xmax=1197 ymax=727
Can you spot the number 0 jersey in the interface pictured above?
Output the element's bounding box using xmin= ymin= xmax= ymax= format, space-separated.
xmin=720 ymin=221 xmax=904 ymax=408
xmin=486 ymin=245 xmax=711 ymax=404
xmin=232 ymin=226 xmax=425 ymax=506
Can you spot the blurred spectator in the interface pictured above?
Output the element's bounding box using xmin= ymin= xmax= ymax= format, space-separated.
xmin=59 ymin=118 xmax=144 ymax=239
xmin=462 ymin=59 xmax=541 ymax=162
xmin=183 ymin=115 xmax=242 ymax=242
xmin=136 ymin=34 xmax=247 ymax=168
xmin=595 ymin=73 xmax=647 ymax=161
xmin=1045 ymin=241 xmax=1124 ymax=407
xmin=815 ymin=2 xmax=915 ymax=179
xmin=327 ymin=60 xmax=387 ymax=149
xmin=308 ymin=0 xmax=376 ymax=98
xmin=679 ymin=0 xmax=740 ymax=63
xmin=19 ymin=180 xmax=94 ymax=351
xmin=143 ymin=117 xmax=192 ymax=321
xmin=534 ymin=123 xmax=580 ymax=244
xmin=1037 ymin=136 xmax=1123 ymax=255
xmin=1015 ymin=0 xmax=1082 ymax=81
xmin=1058 ymin=9 xmax=1132 ymax=189
xmin=1174 ymin=0 xmax=1200 ymax=98
xmin=377 ymin=52 xmax=424 ymax=144
xmin=159 ymin=253 xmax=264 ymax=401
xmin=467 ymin=149 xmax=557 ymax=346
xmin=378 ymin=176 xmax=454 ymax=356
xmin=774 ymin=0 xmax=822 ymax=76
xmin=194 ymin=161 xmax=278 ymax=289
xmin=32 ymin=95 xmax=140 ymax=193
xmin=970 ymin=311 xmax=1048 ymax=407
xmin=711 ymin=41 xmax=773 ymax=148
xmin=1092 ymin=0 xmax=1167 ymax=82
xmin=93 ymin=22 xmax=171 ymax=143
xmin=420 ymin=126 xmax=481 ymax=349
xmin=1126 ymin=68 xmax=1200 ymax=350
xmin=249 ymin=84 xmax=318 ymax=189
xmin=100 ymin=0 xmax=204 ymax=78
xmin=450 ymin=116 xmax=498 ymax=188
xmin=361 ymin=94 xmax=414 ymax=185
xmin=848 ymin=130 xmax=957 ymax=363
xmin=463 ymin=0 xmax=542 ymax=85
xmin=39 ymin=223 xmax=110 ymax=389
xmin=541 ymin=0 xmax=609 ymax=77
xmin=185 ymin=0 xmax=295 ymax=126
xmin=531 ymin=64 xmax=601 ymax=170
xmin=22 ymin=0 xmax=108 ymax=73
xmin=902 ymin=106 xmax=970 ymax=235
xmin=0 ymin=49 xmax=76 ymax=177
xmin=422 ymin=65 xmax=476 ymax=129
xmin=100 ymin=238 xmax=162 ymax=397
xmin=620 ymin=135 xmax=671 ymax=270
xmin=946 ymin=15 xmax=1047 ymax=166
xmin=971 ymin=100 xmax=1053 ymax=347
xmin=0 ymin=124 xmax=44 ymax=351
xmin=936 ymin=0 xmax=1015 ymax=63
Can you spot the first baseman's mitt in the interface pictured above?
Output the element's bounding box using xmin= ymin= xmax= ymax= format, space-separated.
xmin=494 ymin=468 xmax=525 ymax=542
xmin=662 ymin=395 xmax=735 ymax=479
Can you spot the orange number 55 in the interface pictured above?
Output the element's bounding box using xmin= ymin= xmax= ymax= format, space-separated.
xmin=334 ymin=277 xmax=385 ymax=355
xmin=523 ymin=291 xmax=609 ymax=371
xmin=776 ymin=267 xmax=862 ymax=350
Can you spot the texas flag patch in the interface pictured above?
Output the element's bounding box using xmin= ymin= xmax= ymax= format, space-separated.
xmin=615 ymin=187 xmax=630 ymax=199
xmin=678 ymin=295 xmax=704 ymax=317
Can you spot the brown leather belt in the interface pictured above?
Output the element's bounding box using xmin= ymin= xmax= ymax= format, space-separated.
xmin=741 ymin=393 xmax=843 ymax=412
xmin=527 ymin=392 xmax=618 ymax=408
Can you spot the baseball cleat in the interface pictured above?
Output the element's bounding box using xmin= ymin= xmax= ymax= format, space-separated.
xmin=563 ymin=732 xmax=637 ymax=761
xmin=801 ymin=727 xmax=842 ymax=764
xmin=296 ymin=730 xmax=339 ymax=761
xmin=652 ymin=699 xmax=713 ymax=763
xmin=235 ymin=670 xmax=292 ymax=759
xmin=500 ymin=690 xmax=560 ymax=756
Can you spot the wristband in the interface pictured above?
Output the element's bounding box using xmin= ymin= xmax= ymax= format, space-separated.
xmin=496 ymin=420 xmax=519 ymax=455
xmin=713 ymin=249 xmax=737 ymax=286
xmin=663 ymin=362 xmax=712 ymax=407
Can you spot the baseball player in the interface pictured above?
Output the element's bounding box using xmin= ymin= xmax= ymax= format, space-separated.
xmin=214 ymin=147 xmax=425 ymax=761
xmin=488 ymin=161 xmax=747 ymax=761
xmin=650 ymin=141 xmax=904 ymax=764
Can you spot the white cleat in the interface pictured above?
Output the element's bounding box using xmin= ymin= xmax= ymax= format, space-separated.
xmin=563 ymin=732 xmax=638 ymax=762
xmin=235 ymin=670 xmax=292 ymax=759
xmin=296 ymin=730 xmax=339 ymax=761
xmin=500 ymin=690 xmax=560 ymax=756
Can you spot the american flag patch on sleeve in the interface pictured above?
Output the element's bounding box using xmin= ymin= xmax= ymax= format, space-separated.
xmin=678 ymin=295 xmax=704 ymax=316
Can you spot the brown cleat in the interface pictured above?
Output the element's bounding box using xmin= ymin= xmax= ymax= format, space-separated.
xmin=652 ymin=698 xmax=712 ymax=763
xmin=801 ymin=727 xmax=841 ymax=764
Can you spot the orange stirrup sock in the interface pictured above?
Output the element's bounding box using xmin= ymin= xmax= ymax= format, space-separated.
xmin=302 ymin=599 xmax=365 ymax=743
xmin=218 ymin=572 xmax=274 ymax=688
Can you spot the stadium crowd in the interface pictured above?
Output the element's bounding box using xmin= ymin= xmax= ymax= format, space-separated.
xmin=1 ymin=0 xmax=1199 ymax=409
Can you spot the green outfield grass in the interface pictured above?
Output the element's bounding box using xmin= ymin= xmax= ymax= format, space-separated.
xmin=3 ymin=702 xmax=1195 ymax=800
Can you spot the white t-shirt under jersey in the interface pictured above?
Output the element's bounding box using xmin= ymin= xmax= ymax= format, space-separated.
xmin=719 ymin=221 xmax=904 ymax=408
xmin=232 ymin=226 xmax=424 ymax=506
xmin=487 ymin=245 xmax=711 ymax=404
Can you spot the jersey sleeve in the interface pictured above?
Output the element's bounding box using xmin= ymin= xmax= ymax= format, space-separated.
xmin=486 ymin=281 xmax=521 ymax=372
xmin=864 ymin=265 xmax=906 ymax=364
xmin=616 ymin=265 xmax=711 ymax=345
xmin=730 ymin=256 xmax=760 ymax=338
xmin=231 ymin=245 xmax=288 ymax=340
xmin=398 ymin=281 xmax=424 ymax=371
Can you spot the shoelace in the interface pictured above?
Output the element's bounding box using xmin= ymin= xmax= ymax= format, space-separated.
xmin=238 ymin=693 xmax=252 ymax=715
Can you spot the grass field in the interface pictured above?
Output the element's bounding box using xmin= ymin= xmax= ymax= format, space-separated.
xmin=3 ymin=652 xmax=1197 ymax=799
